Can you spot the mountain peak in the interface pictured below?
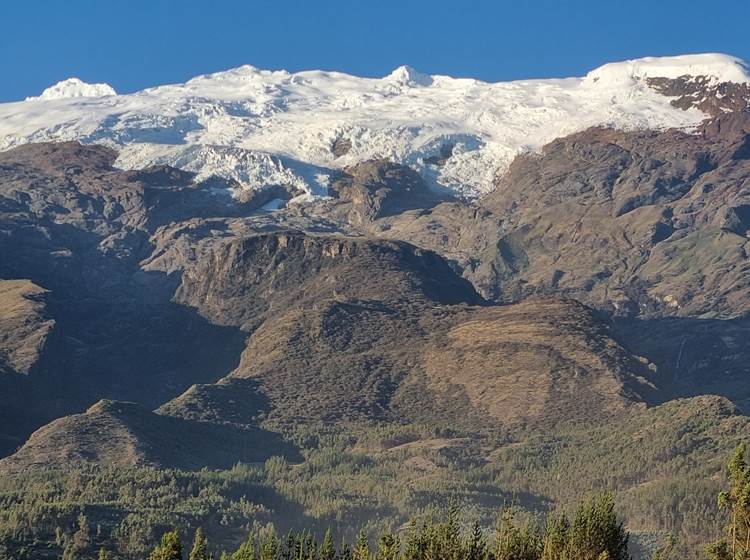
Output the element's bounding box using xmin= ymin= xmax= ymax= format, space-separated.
xmin=26 ymin=77 xmax=116 ymax=101
xmin=584 ymin=53 xmax=750 ymax=87
xmin=384 ymin=65 xmax=433 ymax=87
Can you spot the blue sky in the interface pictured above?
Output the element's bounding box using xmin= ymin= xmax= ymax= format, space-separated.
xmin=2 ymin=0 xmax=749 ymax=102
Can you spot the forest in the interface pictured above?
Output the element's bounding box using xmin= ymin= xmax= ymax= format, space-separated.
xmin=1 ymin=442 xmax=748 ymax=560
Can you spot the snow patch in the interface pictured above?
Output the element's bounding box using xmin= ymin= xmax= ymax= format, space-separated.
xmin=260 ymin=198 xmax=285 ymax=212
xmin=27 ymin=78 xmax=116 ymax=101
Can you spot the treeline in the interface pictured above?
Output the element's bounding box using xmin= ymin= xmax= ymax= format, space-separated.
xmin=136 ymin=443 xmax=750 ymax=560
xmin=143 ymin=494 xmax=629 ymax=560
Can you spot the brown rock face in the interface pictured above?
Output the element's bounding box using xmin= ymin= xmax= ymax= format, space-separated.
xmin=647 ymin=76 xmax=750 ymax=116
xmin=0 ymin=142 xmax=250 ymax=454
xmin=172 ymin=230 xmax=483 ymax=331
xmin=480 ymin=113 xmax=750 ymax=319
xmin=329 ymin=159 xmax=451 ymax=224
xmin=0 ymin=280 xmax=53 ymax=376
xmin=0 ymin=280 xmax=55 ymax=455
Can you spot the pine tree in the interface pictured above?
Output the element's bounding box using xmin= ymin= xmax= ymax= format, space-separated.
xmin=339 ymin=540 xmax=352 ymax=560
xmin=495 ymin=506 xmax=542 ymax=560
xmin=280 ymin=531 xmax=296 ymax=560
xmin=465 ymin=521 xmax=486 ymax=560
xmin=320 ymin=530 xmax=335 ymax=560
xmin=304 ymin=532 xmax=317 ymax=560
xmin=541 ymin=514 xmax=570 ymax=560
xmin=190 ymin=528 xmax=209 ymax=560
xmin=149 ymin=530 xmax=184 ymax=560
xmin=99 ymin=547 xmax=108 ymax=560
xmin=260 ymin=531 xmax=279 ymax=560
xmin=709 ymin=443 xmax=750 ymax=560
xmin=441 ymin=504 xmax=461 ymax=560
xmin=231 ymin=541 xmax=256 ymax=560
xmin=403 ymin=520 xmax=426 ymax=560
xmin=568 ymin=494 xmax=629 ymax=560
xmin=352 ymin=530 xmax=369 ymax=560
xmin=375 ymin=532 xmax=398 ymax=560
xmin=61 ymin=543 xmax=77 ymax=560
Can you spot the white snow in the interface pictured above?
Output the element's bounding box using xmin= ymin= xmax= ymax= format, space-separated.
xmin=26 ymin=78 xmax=116 ymax=101
xmin=1 ymin=53 xmax=748 ymax=199
xmin=260 ymin=198 xmax=285 ymax=212
xmin=584 ymin=53 xmax=750 ymax=87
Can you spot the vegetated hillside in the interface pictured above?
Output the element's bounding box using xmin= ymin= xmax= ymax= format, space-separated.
xmin=161 ymin=294 xmax=653 ymax=430
xmin=0 ymin=396 xmax=747 ymax=559
xmin=0 ymin=279 xmax=53 ymax=376
xmin=0 ymin=104 xmax=749 ymax=558
xmin=320 ymin=114 xmax=750 ymax=413
xmin=0 ymin=399 xmax=298 ymax=472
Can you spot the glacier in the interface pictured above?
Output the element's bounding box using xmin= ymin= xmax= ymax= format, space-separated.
xmin=0 ymin=53 xmax=748 ymax=200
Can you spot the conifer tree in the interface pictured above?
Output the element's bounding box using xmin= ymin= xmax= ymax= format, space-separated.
xmin=541 ymin=514 xmax=570 ymax=560
xmin=495 ymin=506 xmax=542 ymax=560
xmin=352 ymin=530 xmax=370 ymax=560
xmin=281 ymin=531 xmax=296 ymax=560
xmin=320 ymin=529 xmax=336 ymax=560
xmin=190 ymin=528 xmax=209 ymax=560
xmin=339 ymin=540 xmax=352 ymax=560
xmin=442 ymin=504 xmax=462 ymax=560
xmin=261 ymin=531 xmax=279 ymax=560
xmin=465 ymin=520 xmax=486 ymax=560
xmin=99 ymin=547 xmax=108 ymax=560
xmin=403 ymin=520 xmax=426 ymax=560
xmin=231 ymin=541 xmax=256 ymax=560
xmin=568 ymin=494 xmax=629 ymax=560
xmin=149 ymin=530 xmax=184 ymax=560
xmin=375 ymin=532 xmax=398 ymax=560
xmin=304 ymin=532 xmax=317 ymax=560
xmin=708 ymin=443 xmax=750 ymax=560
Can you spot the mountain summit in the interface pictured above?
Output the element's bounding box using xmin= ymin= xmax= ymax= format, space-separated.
xmin=25 ymin=77 xmax=117 ymax=101
xmin=2 ymin=53 xmax=748 ymax=199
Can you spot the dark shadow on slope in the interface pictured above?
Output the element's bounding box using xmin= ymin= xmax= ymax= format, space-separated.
xmin=613 ymin=315 xmax=750 ymax=413
xmin=157 ymin=378 xmax=273 ymax=426
xmin=0 ymin=218 xmax=248 ymax=457
xmin=0 ymin=400 xmax=300 ymax=472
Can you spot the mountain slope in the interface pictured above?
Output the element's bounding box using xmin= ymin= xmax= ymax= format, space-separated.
xmin=482 ymin=112 xmax=750 ymax=318
xmin=0 ymin=279 xmax=53 ymax=376
xmin=0 ymin=399 xmax=297 ymax=472
xmin=0 ymin=54 xmax=750 ymax=559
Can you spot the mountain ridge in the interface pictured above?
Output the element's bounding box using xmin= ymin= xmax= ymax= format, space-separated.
xmin=2 ymin=53 xmax=748 ymax=200
xmin=1 ymin=52 xmax=750 ymax=556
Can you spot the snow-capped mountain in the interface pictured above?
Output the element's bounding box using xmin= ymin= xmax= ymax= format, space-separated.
xmin=1 ymin=53 xmax=748 ymax=199
xmin=25 ymin=78 xmax=117 ymax=101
